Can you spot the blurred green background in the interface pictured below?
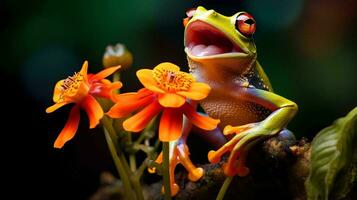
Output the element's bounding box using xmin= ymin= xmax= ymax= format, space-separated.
xmin=2 ymin=0 xmax=356 ymax=199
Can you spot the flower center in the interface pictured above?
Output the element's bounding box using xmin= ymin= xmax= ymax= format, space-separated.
xmin=59 ymin=72 xmax=86 ymax=102
xmin=153 ymin=67 xmax=193 ymax=92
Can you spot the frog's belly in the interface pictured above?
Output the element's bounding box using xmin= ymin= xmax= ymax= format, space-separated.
xmin=200 ymin=95 xmax=272 ymax=129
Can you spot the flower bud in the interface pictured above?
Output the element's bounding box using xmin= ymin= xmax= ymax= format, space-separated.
xmin=103 ymin=43 xmax=133 ymax=70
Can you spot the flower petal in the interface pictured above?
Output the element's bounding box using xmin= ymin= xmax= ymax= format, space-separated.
xmin=54 ymin=106 xmax=80 ymax=148
xmin=155 ymin=62 xmax=180 ymax=71
xmin=136 ymin=69 xmax=165 ymax=94
xmin=112 ymin=88 xmax=154 ymax=102
xmin=90 ymin=66 xmax=121 ymax=83
xmin=182 ymin=102 xmax=220 ymax=130
xmin=158 ymin=93 xmax=185 ymax=108
xmin=123 ymin=101 xmax=162 ymax=132
xmin=137 ymin=88 xmax=155 ymax=96
xmin=100 ymin=78 xmax=111 ymax=84
xmin=90 ymin=81 xmax=123 ymax=99
xmin=177 ymin=82 xmax=211 ymax=100
xmin=79 ymin=61 xmax=89 ymax=83
xmin=46 ymin=101 xmax=70 ymax=113
xmin=81 ymin=95 xmax=104 ymax=128
xmin=79 ymin=61 xmax=88 ymax=75
xmin=107 ymin=93 xmax=155 ymax=118
xmin=53 ymin=80 xmax=65 ymax=102
xmin=159 ymin=108 xmax=183 ymax=141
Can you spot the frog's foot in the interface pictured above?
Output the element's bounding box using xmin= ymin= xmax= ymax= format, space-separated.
xmin=207 ymin=123 xmax=254 ymax=164
xmin=148 ymin=142 xmax=204 ymax=196
xmin=223 ymin=143 xmax=252 ymax=176
xmin=208 ymin=122 xmax=276 ymax=176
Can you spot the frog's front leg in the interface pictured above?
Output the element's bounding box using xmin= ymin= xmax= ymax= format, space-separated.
xmin=208 ymin=87 xmax=298 ymax=176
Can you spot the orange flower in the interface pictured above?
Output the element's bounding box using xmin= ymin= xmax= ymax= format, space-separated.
xmin=46 ymin=61 xmax=121 ymax=148
xmin=107 ymin=62 xmax=219 ymax=141
xmin=107 ymin=62 xmax=220 ymax=196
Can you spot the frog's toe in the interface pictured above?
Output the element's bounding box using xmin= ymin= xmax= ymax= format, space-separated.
xmin=177 ymin=144 xmax=205 ymax=182
xmin=224 ymin=147 xmax=239 ymax=176
xmin=208 ymin=144 xmax=233 ymax=164
xmin=237 ymin=165 xmax=250 ymax=176
xmin=222 ymin=132 xmax=260 ymax=176
xmin=161 ymin=183 xmax=180 ymax=197
xmin=223 ymin=159 xmax=250 ymax=177
xmin=223 ymin=162 xmax=236 ymax=176
xmin=223 ymin=123 xmax=257 ymax=135
xmin=208 ymin=150 xmax=221 ymax=164
xmin=188 ymin=167 xmax=204 ymax=181
xmin=208 ymin=132 xmax=248 ymax=164
xmin=171 ymin=183 xmax=180 ymax=196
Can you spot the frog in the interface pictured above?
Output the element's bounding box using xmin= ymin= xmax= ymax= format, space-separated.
xmin=183 ymin=6 xmax=298 ymax=176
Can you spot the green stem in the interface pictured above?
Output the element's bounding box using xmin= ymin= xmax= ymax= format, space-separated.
xmin=135 ymin=144 xmax=154 ymax=155
xmin=129 ymin=155 xmax=137 ymax=171
xmin=113 ymin=71 xmax=120 ymax=82
xmin=103 ymin=116 xmax=144 ymax=200
xmin=113 ymin=72 xmax=121 ymax=93
xmin=118 ymin=152 xmax=132 ymax=178
xmin=101 ymin=117 xmax=119 ymax=148
xmin=103 ymin=127 xmax=135 ymax=200
xmin=122 ymin=149 xmax=144 ymax=200
xmin=153 ymin=139 xmax=161 ymax=151
xmin=216 ymin=176 xmax=234 ymax=200
xmin=129 ymin=154 xmax=137 ymax=172
xmin=131 ymin=176 xmax=145 ymax=200
xmin=162 ymin=142 xmax=172 ymax=200
xmin=116 ymin=142 xmax=143 ymax=200
xmin=128 ymin=135 xmax=137 ymax=172
xmin=136 ymin=158 xmax=149 ymax=178
xmin=134 ymin=130 xmax=151 ymax=146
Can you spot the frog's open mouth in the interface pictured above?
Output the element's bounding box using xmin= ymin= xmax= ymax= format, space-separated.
xmin=185 ymin=20 xmax=246 ymax=57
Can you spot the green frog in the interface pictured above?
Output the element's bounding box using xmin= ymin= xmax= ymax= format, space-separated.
xmin=183 ymin=6 xmax=298 ymax=176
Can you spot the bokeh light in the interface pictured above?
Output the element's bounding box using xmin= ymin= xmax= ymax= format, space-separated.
xmin=244 ymin=0 xmax=304 ymax=32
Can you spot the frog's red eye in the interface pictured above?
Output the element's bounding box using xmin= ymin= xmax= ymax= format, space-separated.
xmin=183 ymin=8 xmax=196 ymax=27
xmin=236 ymin=13 xmax=256 ymax=37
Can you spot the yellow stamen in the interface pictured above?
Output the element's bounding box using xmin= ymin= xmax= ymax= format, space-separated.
xmin=58 ymin=72 xmax=87 ymax=102
xmin=153 ymin=65 xmax=194 ymax=92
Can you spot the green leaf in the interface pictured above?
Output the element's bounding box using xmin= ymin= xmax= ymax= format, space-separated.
xmin=306 ymin=107 xmax=357 ymax=200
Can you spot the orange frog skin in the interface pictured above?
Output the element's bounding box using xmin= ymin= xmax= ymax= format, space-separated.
xmin=183 ymin=6 xmax=298 ymax=176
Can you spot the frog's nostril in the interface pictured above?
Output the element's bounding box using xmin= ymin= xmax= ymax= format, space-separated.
xmin=206 ymin=10 xmax=217 ymax=17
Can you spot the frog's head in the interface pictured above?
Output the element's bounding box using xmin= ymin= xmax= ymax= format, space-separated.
xmin=184 ymin=6 xmax=257 ymax=74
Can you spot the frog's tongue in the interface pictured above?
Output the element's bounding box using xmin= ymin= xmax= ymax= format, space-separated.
xmin=189 ymin=43 xmax=229 ymax=57
xmin=185 ymin=21 xmax=243 ymax=57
